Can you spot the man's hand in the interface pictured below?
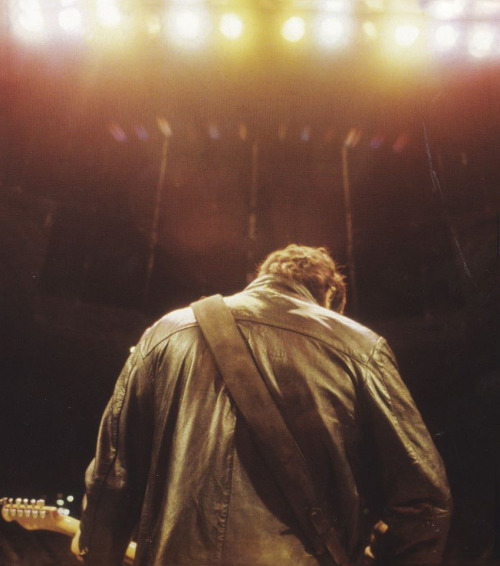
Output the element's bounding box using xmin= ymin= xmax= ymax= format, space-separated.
xmin=71 ymin=527 xmax=84 ymax=563
xmin=363 ymin=520 xmax=389 ymax=564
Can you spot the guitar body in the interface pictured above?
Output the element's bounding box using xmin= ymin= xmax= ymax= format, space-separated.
xmin=1 ymin=497 xmax=136 ymax=565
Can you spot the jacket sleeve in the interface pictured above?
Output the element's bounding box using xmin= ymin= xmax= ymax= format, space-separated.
xmin=78 ymin=345 xmax=154 ymax=566
xmin=361 ymin=337 xmax=452 ymax=565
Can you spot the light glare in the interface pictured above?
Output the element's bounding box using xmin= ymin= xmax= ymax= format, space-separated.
xmin=363 ymin=21 xmax=378 ymax=40
xmin=317 ymin=16 xmax=349 ymax=47
xmin=97 ymin=1 xmax=121 ymax=29
xmin=322 ymin=0 xmax=349 ymax=11
xmin=58 ymin=7 xmax=83 ymax=35
xmin=435 ymin=24 xmax=459 ymax=51
xmin=282 ymin=16 xmax=305 ymax=43
xmin=468 ymin=25 xmax=496 ymax=57
xmin=428 ymin=0 xmax=467 ymax=19
xmin=11 ymin=0 xmax=46 ymax=40
xmin=220 ymin=13 xmax=243 ymax=40
xmin=167 ymin=8 xmax=210 ymax=47
xmin=394 ymin=24 xmax=420 ymax=47
xmin=173 ymin=10 xmax=202 ymax=41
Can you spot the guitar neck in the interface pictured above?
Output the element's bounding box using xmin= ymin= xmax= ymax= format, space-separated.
xmin=1 ymin=498 xmax=136 ymax=565
xmin=47 ymin=513 xmax=80 ymax=537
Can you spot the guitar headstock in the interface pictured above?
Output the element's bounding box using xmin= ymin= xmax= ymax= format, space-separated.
xmin=1 ymin=497 xmax=70 ymax=532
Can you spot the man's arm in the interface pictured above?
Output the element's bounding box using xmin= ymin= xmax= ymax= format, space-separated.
xmin=74 ymin=347 xmax=154 ymax=565
xmin=361 ymin=338 xmax=452 ymax=565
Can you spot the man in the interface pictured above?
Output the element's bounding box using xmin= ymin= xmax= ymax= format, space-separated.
xmin=72 ymin=244 xmax=452 ymax=565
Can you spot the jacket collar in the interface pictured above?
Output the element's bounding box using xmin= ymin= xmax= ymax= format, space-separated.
xmin=244 ymin=275 xmax=319 ymax=306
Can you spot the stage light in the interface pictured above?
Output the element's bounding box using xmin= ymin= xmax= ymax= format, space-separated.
xmin=282 ymin=16 xmax=305 ymax=43
xmin=167 ymin=7 xmax=210 ymax=47
xmin=10 ymin=0 xmax=46 ymax=41
xmin=427 ymin=0 xmax=467 ymax=19
xmin=134 ymin=125 xmax=149 ymax=141
xmin=316 ymin=16 xmax=350 ymax=47
xmin=146 ymin=15 xmax=162 ymax=37
xmin=96 ymin=0 xmax=121 ymax=29
xmin=435 ymin=24 xmax=459 ymax=51
xmin=393 ymin=133 xmax=409 ymax=153
xmin=239 ymin=123 xmax=248 ymax=141
xmin=369 ymin=135 xmax=384 ymax=150
xmin=321 ymin=0 xmax=349 ymax=12
xmin=301 ymin=126 xmax=311 ymax=142
xmin=362 ymin=21 xmax=378 ymax=40
xmin=220 ymin=13 xmax=243 ymax=40
xmin=209 ymin=123 xmax=220 ymax=140
xmin=394 ymin=24 xmax=420 ymax=47
xmin=156 ymin=117 xmax=172 ymax=137
xmin=58 ymin=7 xmax=84 ymax=35
xmin=468 ymin=24 xmax=496 ymax=58
xmin=109 ymin=123 xmax=127 ymax=142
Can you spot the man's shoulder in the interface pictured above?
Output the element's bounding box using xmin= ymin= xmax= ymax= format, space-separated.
xmin=138 ymin=305 xmax=198 ymax=357
xmin=228 ymin=290 xmax=383 ymax=366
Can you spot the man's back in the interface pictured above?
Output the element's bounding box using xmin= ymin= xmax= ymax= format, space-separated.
xmin=79 ymin=274 xmax=451 ymax=565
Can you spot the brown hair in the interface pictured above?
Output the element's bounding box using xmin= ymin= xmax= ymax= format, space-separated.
xmin=257 ymin=244 xmax=346 ymax=313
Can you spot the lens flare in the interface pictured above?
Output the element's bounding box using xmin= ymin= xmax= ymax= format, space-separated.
xmin=11 ymin=0 xmax=46 ymax=41
xmin=282 ymin=16 xmax=305 ymax=43
xmin=394 ymin=24 xmax=420 ymax=47
xmin=97 ymin=1 xmax=121 ymax=29
xmin=435 ymin=24 xmax=459 ymax=51
xmin=468 ymin=25 xmax=496 ymax=58
xmin=58 ymin=7 xmax=84 ymax=35
xmin=220 ymin=13 xmax=243 ymax=40
xmin=167 ymin=7 xmax=210 ymax=47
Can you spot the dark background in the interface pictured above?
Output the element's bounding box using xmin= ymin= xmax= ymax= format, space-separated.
xmin=0 ymin=5 xmax=499 ymax=563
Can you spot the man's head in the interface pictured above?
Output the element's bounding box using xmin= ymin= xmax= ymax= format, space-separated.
xmin=256 ymin=244 xmax=346 ymax=314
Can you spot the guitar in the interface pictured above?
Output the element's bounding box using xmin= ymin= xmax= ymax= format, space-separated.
xmin=1 ymin=497 xmax=136 ymax=565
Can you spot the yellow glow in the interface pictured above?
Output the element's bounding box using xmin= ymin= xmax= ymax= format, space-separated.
xmin=363 ymin=21 xmax=378 ymax=40
xmin=220 ymin=13 xmax=243 ymax=40
xmin=146 ymin=15 xmax=162 ymax=37
xmin=282 ymin=16 xmax=305 ymax=43
xmin=316 ymin=16 xmax=350 ymax=47
xmin=322 ymin=0 xmax=349 ymax=11
xmin=171 ymin=10 xmax=203 ymax=42
xmin=380 ymin=18 xmax=427 ymax=65
xmin=394 ymin=24 xmax=420 ymax=47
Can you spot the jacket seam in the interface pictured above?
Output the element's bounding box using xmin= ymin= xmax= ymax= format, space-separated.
xmin=143 ymin=319 xmax=377 ymax=370
xmin=217 ymin=429 xmax=236 ymax=561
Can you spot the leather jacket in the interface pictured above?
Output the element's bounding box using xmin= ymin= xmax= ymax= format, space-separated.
xmin=79 ymin=275 xmax=452 ymax=565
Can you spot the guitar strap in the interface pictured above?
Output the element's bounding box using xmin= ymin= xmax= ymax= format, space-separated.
xmin=190 ymin=294 xmax=352 ymax=566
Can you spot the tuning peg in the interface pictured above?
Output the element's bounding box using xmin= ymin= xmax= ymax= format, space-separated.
xmin=30 ymin=499 xmax=36 ymax=506
xmin=32 ymin=509 xmax=38 ymax=518
xmin=23 ymin=499 xmax=29 ymax=506
xmin=15 ymin=498 xmax=22 ymax=505
xmin=36 ymin=499 xmax=45 ymax=508
xmin=8 ymin=498 xmax=13 ymax=504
